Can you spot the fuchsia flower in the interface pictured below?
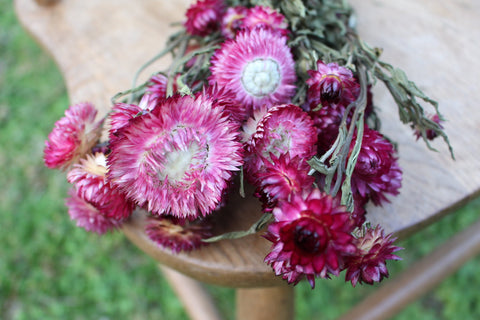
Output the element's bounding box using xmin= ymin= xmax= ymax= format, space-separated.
xmin=138 ymin=74 xmax=169 ymax=111
xmin=264 ymin=188 xmax=356 ymax=288
xmin=245 ymin=104 xmax=317 ymax=176
xmin=65 ymin=189 xmax=123 ymax=235
xmin=306 ymin=61 xmax=359 ymax=109
xmin=145 ymin=215 xmax=212 ymax=253
xmin=44 ymin=102 xmax=103 ymax=170
xmin=108 ymin=103 xmax=144 ymax=143
xmin=107 ymin=90 xmax=243 ymax=219
xmin=309 ymin=103 xmax=347 ymax=155
xmin=345 ymin=226 xmax=402 ymax=287
xmin=184 ymin=0 xmax=225 ymax=36
xmin=414 ymin=113 xmax=443 ymax=141
xmin=221 ymin=6 xmax=248 ymax=38
xmin=243 ymin=6 xmax=289 ymax=37
xmin=351 ymin=127 xmax=402 ymax=206
xmin=67 ymin=153 xmax=135 ymax=220
xmin=209 ymin=28 xmax=296 ymax=113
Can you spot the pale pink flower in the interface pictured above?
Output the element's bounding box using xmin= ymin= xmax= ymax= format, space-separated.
xmin=209 ymin=28 xmax=296 ymax=113
xmin=107 ymin=92 xmax=243 ymax=219
xmin=67 ymin=153 xmax=135 ymax=220
xmin=65 ymin=189 xmax=122 ymax=234
xmin=44 ymin=102 xmax=103 ymax=170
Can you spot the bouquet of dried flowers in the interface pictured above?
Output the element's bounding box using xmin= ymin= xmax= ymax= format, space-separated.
xmin=44 ymin=0 xmax=452 ymax=288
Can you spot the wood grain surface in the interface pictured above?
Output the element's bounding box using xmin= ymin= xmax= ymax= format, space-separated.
xmin=15 ymin=0 xmax=480 ymax=287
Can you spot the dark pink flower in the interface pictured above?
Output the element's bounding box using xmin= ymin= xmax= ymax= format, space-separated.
xmin=209 ymin=28 xmax=296 ymax=113
xmin=108 ymin=103 xmax=144 ymax=143
xmin=264 ymin=188 xmax=356 ymax=287
xmin=44 ymin=102 xmax=103 ymax=170
xmin=138 ymin=74 xmax=169 ymax=111
xmin=414 ymin=113 xmax=443 ymax=141
xmin=184 ymin=0 xmax=225 ymax=36
xmin=67 ymin=153 xmax=135 ymax=220
xmin=243 ymin=6 xmax=289 ymax=37
xmin=306 ymin=61 xmax=359 ymax=109
xmin=309 ymin=103 xmax=347 ymax=155
xmin=145 ymin=215 xmax=212 ymax=253
xmin=345 ymin=226 xmax=402 ymax=287
xmin=107 ymin=92 xmax=243 ymax=219
xmin=65 ymin=189 xmax=122 ymax=234
xmin=351 ymin=127 xmax=402 ymax=206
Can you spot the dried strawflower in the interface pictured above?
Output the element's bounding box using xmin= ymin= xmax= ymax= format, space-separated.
xmin=351 ymin=127 xmax=402 ymax=206
xmin=107 ymin=90 xmax=243 ymax=219
xmin=67 ymin=153 xmax=135 ymax=220
xmin=264 ymin=188 xmax=356 ymax=288
xmin=44 ymin=102 xmax=103 ymax=170
xmin=345 ymin=226 xmax=402 ymax=287
xmin=65 ymin=189 xmax=122 ymax=234
xmin=145 ymin=215 xmax=212 ymax=253
xmin=184 ymin=0 xmax=225 ymax=37
xmin=209 ymin=28 xmax=296 ymax=112
xmin=243 ymin=6 xmax=289 ymax=37
xmin=221 ymin=6 xmax=247 ymax=38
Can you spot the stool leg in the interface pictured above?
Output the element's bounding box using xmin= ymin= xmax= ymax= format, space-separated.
xmin=160 ymin=266 xmax=223 ymax=320
xmin=236 ymin=285 xmax=294 ymax=320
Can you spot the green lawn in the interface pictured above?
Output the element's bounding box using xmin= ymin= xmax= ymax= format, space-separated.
xmin=1 ymin=0 xmax=479 ymax=319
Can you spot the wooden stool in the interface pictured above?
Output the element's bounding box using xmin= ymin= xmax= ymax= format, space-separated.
xmin=15 ymin=0 xmax=480 ymax=319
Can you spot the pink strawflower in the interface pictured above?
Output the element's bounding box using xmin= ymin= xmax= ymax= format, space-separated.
xmin=309 ymin=103 xmax=347 ymax=155
xmin=241 ymin=105 xmax=269 ymax=144
xmin=138 ymin=74 xmax=169 ymax=111
xmin=351 ymin=127 xmax=402 ymax=206
xmin=107 ymin=91 xmax=243 ymax=219
xmin=44 ymin=102 xmax=103 ymax=170
xmin=67 ymin=153 xmax=135 ymax=220
xmin=414 ymin=113 xmax=443 ymax=141
xmin=245 ymin=104 xmax=317 ymax=176
xmin=145 ymin=215 xmax=212 ymax=253
xmin=254 ymin=153 xmax=315 ymax=203
xmin=306 ymin=61 xmax=359 ymax=109
xmin=345 ymin=226 xmax=402 ymax=287
xmin=264 ymin=188 xmax=356 ymax=287
xmin=209 ymin=28 xmax=296 ymax=113
xmin=221 ymin=6 xmax=248 ymax=38
xmin=243 ymin=6 xmax=289 ymax=37
xmin=204 ymin=85 xmax=250 ymax=124
xmin=65 ymin=189 xmax=122 ymax=234
xmin=184 ymin=0 xmax=225 ymax=37
xmin=108 ymin=103 xmax=144 ymax=143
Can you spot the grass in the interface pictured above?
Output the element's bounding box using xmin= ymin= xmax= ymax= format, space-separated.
xmin=1 ymin=0 xmax=479 ymax=319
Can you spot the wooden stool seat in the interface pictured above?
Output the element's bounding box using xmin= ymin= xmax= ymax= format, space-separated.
xmin=15 ymin=0 xmax=480 ymax=319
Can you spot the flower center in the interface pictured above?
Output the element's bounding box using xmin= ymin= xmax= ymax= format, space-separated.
xmin=241 ymin=58 xmax=281 ymax=97
xmin=294 ymin=219 xmax=328 ymax=254
xmin=163 ymin=142 xmax=200 ymax=182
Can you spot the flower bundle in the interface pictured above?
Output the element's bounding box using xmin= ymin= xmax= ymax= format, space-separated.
xmin=44 ymin=0 xmax=451 ymax=288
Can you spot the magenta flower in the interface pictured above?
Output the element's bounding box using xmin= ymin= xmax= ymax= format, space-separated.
xmin=243 ymin=6 xmax=289 ymax=37
xmin=414 ymin=113 xmax=443 ymax=141
xmin=245 ymin=104 xmax=317 ymax=176
xmin=264 ymin=188 xmax=356 ymax=287
xmin=309 ymin=103 xmax=347 ymax=155
xmin=138 ymin=74 xmax=169 ymax=111
xmin=345 ymin=226 xmax=402 ymax=287
xmin=44 ymin=102 xmax=103 ymax=170
xmin=351 ymin=127 xmax=402 ymax=206
xmin=65 ymin=189 xmax=122 ymax=235
xmin=67 ymin=153 xmax=135 ymax=220
xmin=184 ymin=0 xmax=225 ymax=36
xmin=107 ymin=91 xmax=243 ymax=219
xmin=306 ymin=61 xmax=359 ymax=109
xmin=108 ymin=103 xmax=144 ymax=143
xmin=145 ymin=215 xmax=212 ymax=253
xmin=221 ymin=6 xmax=248 ymax=38
xmin=209 ymin=28 xmax=296 ymax=113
